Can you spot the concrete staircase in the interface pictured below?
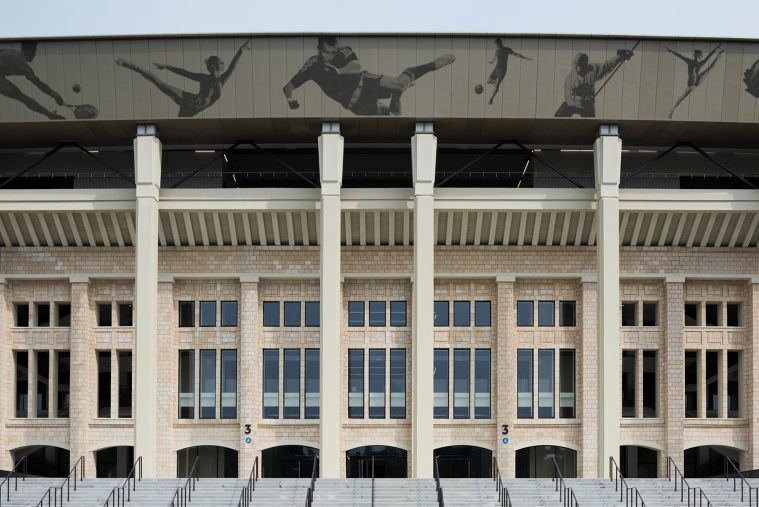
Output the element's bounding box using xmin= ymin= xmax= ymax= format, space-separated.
xmin=1 ymin=478 xmax=60 ymax=507
xmin=439 ymin=478 xmax=501 ymax=506
xmin=312 ymin=478 xmax=437 ymax=507
xmin=247 ymin=478 xmax=311 ymax=507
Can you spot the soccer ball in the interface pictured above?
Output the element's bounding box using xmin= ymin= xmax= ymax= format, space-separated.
xmin=474 ymin=84 xmax=484 ymax=94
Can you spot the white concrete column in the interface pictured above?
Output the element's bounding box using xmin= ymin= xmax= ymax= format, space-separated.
xmin=0 ymin=279 xmax=10 ymax=470
xmin=318 ymin=122 xmax=344 ymax=478
xmin=593 ymin=127 xmax=621 ymax=476
xmin=749 ymin=280 xmax=759 ymax=469
xmin=411 ymin=122 xmax=436 ymax=478
xmin=133 ymin=127 xmax=162 ymax=477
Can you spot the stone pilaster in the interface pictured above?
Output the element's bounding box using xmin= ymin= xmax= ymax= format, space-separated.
xmin=239 ymin=277 xmax=260 ymax=476
xmin=495 ymin=276 xmax=515 ymax=476
xmin=581 ymin=278 xmax=598 ymax=477
xmin=664 ymin=276 xmax=685 ymax=474
xmin=70 ymin=278 xmax=94 ymax=477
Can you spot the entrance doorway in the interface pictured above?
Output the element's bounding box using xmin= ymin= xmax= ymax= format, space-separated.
xmin=620 ymin=446 xmax=658 ymax=478
xmin=96 ymin=446 xmax=134 ymax=478
xmin=515 ymin=446 xmax=576 ymax=478
xmin=11 ymin=446 xmax=70 ymax=477
xmin=261 ymin=445 xmax=319 ymax=478
xmin=176 ymin=446 xmax=238 ymax=478
xmin=684 ymin=446 xmax=740 ymax=478
xmin=346 ymin=446 xmax=407 ymax=478
xmin=434 ymin=445 xmax=492 ymax=478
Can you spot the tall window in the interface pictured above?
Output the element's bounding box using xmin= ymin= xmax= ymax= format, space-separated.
xmin=390 ymin=301 xmax=407 ymax=327
xmin=305 ymin=302 xmax=320 ymax=327
xmin=559 ymin=301 xmax=576 ymax=327
xmin=538 ymin=301 xmax=555 ymax=327
xmin=15 ymin=304 xmax=29 ymax=327
xmin=622 ymin=350 xmax=636 ymax=417
xmin=220 ymin=302 xmax=238 ymax=327
xmin=642 ymin=303 xmax=657 ymax=326
xmin=57 ymin=351 xmax=70 ymax=418
xmin=727 ymin=351 xmax=740 ymax=418
xmin=56 ymin=303 xmax=71 ymax=327
xmin=284 ymin=302 xmax=301 ymax=327
xmin=517 ymin=349 xmax=533 ymax=418
xmin=36 ymin=351 xmax=49 ymax=418
xmin=199 ymin=350 xmax=216 ymax=419
xmin=538 ymin=349 xmax=555 ymax=418
xmin=15 ymin=351 xmax=28 ymax=417
xmin=684 ymin=303 xmax=699 ymax=326
xmin=369 ymin=302 xmax=386 ymax=327
xmin=199 ymin=301 xmax=216 ymax=327
xmin=474 ymin=349 xmax=491 ymax=419
xmin=517 ymin=301 xmax=534 ymax=327
xmin=118 ymin=351 xmax=132 ymax=418
xmin=621 ymin=302 xmax=636 ymax=326
xmin=97 ymin=351 xmax=111 ymax=418
xmin=221 ymin=350 xmax=237 ymax=419
xmin=390 ymin=349 xmax=406 ymax=418
xmin=684 ymin=351 xmax=698 ymax=417
xmin=305 ymin=349 xmax=320 ymax=418
xmin=434 ymin=349 xmax=449 ymax=418
xmin=97 ymin=303 xmax=111 ymax=327
xmin=726 ymin=304 xmax=741 ymax=327
xmin=368 ymin=349 xmax=386 ymax=418
xmin=179 ymin=301 xmax=195 ymax=327
xmin=453 ymin=301 xmax=470 ymax=327
xmin=705 ymin=304 xmax=720 ymax=326
xmin=705 ymin=351 xmax=719 ymax=418
xmin=474 ymin=301 xmax=491 ymax=327
xmin=348 ymin=302 xmax=365 ymax=327
xmin=263 ymin=349 xmax=279 ymax=419
xmin=453 ymin=349 xmax=470 ymax=419
xmin=263 ymin=302 xmax=280 ymax=327
xmin=178 ymin=350 xmax=195 ymax=419
xmin=283 ymin=349 xmax=300 ymax=418
xmin=348 ymin=349 xmax=364 ymax=418
xmin=642 ymin=351 xmax=657 ymax=417
xmin=36 ymin=303 xmax=50 ymax=327
xmin=434 ymin=301 xmax=449 ymax=326
xmin=559 ymin=349 xmax=576 ymax=418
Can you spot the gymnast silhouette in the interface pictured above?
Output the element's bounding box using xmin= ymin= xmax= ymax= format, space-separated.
xmin=116 ymin=40 xmax=250 ymax=117
xmin=667 ymin=45 xmax=724 ymax=118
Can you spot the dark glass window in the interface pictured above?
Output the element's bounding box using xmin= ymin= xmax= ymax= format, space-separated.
xmin=178 ymin=350 xmax=194 ymax=418
xmin=369 ymin=301 xmax=386 ymax=327
xmin=15 ymin=351 xmax=28 ymax=417
xmin=453 ymin=349 xmax=470 ymax=419
xmin=622 ymin=350 xmax=636 ymax=417
xmin=705 ymin=304 xmax=720 ymax=327
xmin=284 ymin=302 xmax=301 ymax=327
xmin=727 ymin=351 xmax=740 ymax=418
xmin=474 ymin=301 xmax=491 ymax=327
xmin=220 ymin=301 xmax=238 ymax=327
xmin=538 ymin=301 xmax=555 ymax=327
xmin=118 ymin=351 xmax=132 ymax=418
xmin=221 ymin=350 xmax=237 ymax=419
xmin=706 ymin=351 xmax=719 ymax=417
xmin=559 ymin=349 xmax=576 ymax=418
xmin=474 ymin=349 xmax=491 ymax=419
xmin=305 ymin=349 xmax=320 ymax=418
xmin=642 ymin=303 xmax=657 ymax=326
xmin=283 ymin=349 xmax=300 ymax=418
xmin=199 ymin=350 xmax=216 ymax=418
xmin=390 ymin=301 xmax=406 ymax=327
xmin=685 ymin=351 xmax=699 ymax=418
xmin=368 ymin=349 xmax=386 ymax=418
xmin=390 ymin=349 xmax=406 ymax=419
xmin=96 ymin=303 xmax=111 ymax=327
xmin=282 ymin=350 xmax=300 ymax=419
xmin=15 ymin=303 xmax=29 ymax=327
xmin=726 ymin=304 xmax=741 ymax=327
xmin=305 ymin=302 xmax=320 ymax=327
xmin=57 ymin=351 xmax=70 ymax=418
xmin=178 ymin=301 xmax=195 ymax=327
xmin=56 ymin=303 xmax=71 ymax=327
xmin=348 ymin=349 xmax=364 ymax=418
xmin=348 ymin=302 xmax=365 ymax=327
xmin=118 ymin=303 xmax=133 ymax=327
xmin=621 ymin=302 xmax=636 ymax=326
xmin=684 ymin=303 xmax=699 ymax=326
xmin=434 ymin=301 xmax=449 ymax=327
xmin=263 ymin=349 xmax=279 ymax=419
xmin=453 ymin=301 xmax=471 ymax=327
xmin=517 ymin=349 xmax=533 ymax=418
xmin=434 ymin=349 xmax=449 ymax=419
xmin=642 ymin=351 xmax=657 ymax=418
xmin=538 ymin=349 xmax=555 ymax=418
xmin=97 ymin=351 xmax=111 ymax=418
xmin=517 ymin=301 xmax=534 ymax=327
xmin=263 ymin=302 xmax=279 ymax=327
xmin=199 ymin=301 xmax=216 ymax=327
xmin=36 ymin=303 xmax=50 ymax=327
xmin=36 ymin=351 xmax=49 ymax=418
xmin=559 ymin=301 xmax=575 ymax=327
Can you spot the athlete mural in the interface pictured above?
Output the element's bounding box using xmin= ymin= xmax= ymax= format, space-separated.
xmin=115 ymin=40 xmax=251 ymax=117
xmin=282 ymin=36 xmax=455 ymax=115
xmin=744 ymin=59 xmax=759 ymax=99
xmin=667 ymin=45 xmax=724 ymax=118
xmin=486 ymin=38 xmax=531 ymax=105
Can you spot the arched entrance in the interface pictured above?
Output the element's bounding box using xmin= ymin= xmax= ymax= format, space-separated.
xmin=515 ymin=445 xmax=576 ymax=478
xmin=261 ymin=445 xmax=319 ymax=478
xmin=620 ymin=446 xmax=658 ymax=478
xmin=684 ymin=446 xmax=740 ymax=478
xmin=176 ymin=446 xmax=238 ymax=478
xmin=96 ymin=446 xmax=134 ymax=478
xmin=434 ymin=445 xmax=492 ymax=478
xmin=12 ymin=446 xmax=69 ymax=477
xmin=346 ymin=446 xmax=407 ymax=478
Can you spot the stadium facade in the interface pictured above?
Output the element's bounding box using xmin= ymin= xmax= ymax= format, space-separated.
xmin=1 ymin=32 xmax=759 ymax=482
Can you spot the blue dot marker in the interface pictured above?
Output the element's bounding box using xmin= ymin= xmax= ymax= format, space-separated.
xmin=245 ymin=437 xmax=252 ymax=444
xmin=502 ymin=437 xmax=509 ymax=445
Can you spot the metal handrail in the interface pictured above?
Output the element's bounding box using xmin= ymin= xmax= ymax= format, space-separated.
xmin=370 ymin=456 xmax=375 ymax=507
xmin=303 ymin=455 xmax=318 ymax=507
xmin=434 ymin=456 xmax=445 ymax=507
xmin=102 ymin=456 xmax=143 ymax=507
xmin=35 ymin=456 xmax=84 ymax=507
xmin=550 ymin=457 xmax=579 ymax=507
xmin=609 ymin=457 xmax=646 ymax=507
xmin=237 ymin=456 xmax=259 ymax=507
xmin=492 ymin=457 xmax=512 ymax=507
xmin=36 ymin=486 xmax=60 ymax=507
xmin=724 ymin=456 xmax=758 ymax=506
xmin=0 ymin=456 xmax=28 ymax=507
xmin=666 ymin=456 xmax=713 ymax=507
xmin=170 ymin=456 xmax=200 ymax=507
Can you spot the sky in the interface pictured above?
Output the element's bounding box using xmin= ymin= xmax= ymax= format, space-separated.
xmin=1 ymin=0 xmax=758 ymax=39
